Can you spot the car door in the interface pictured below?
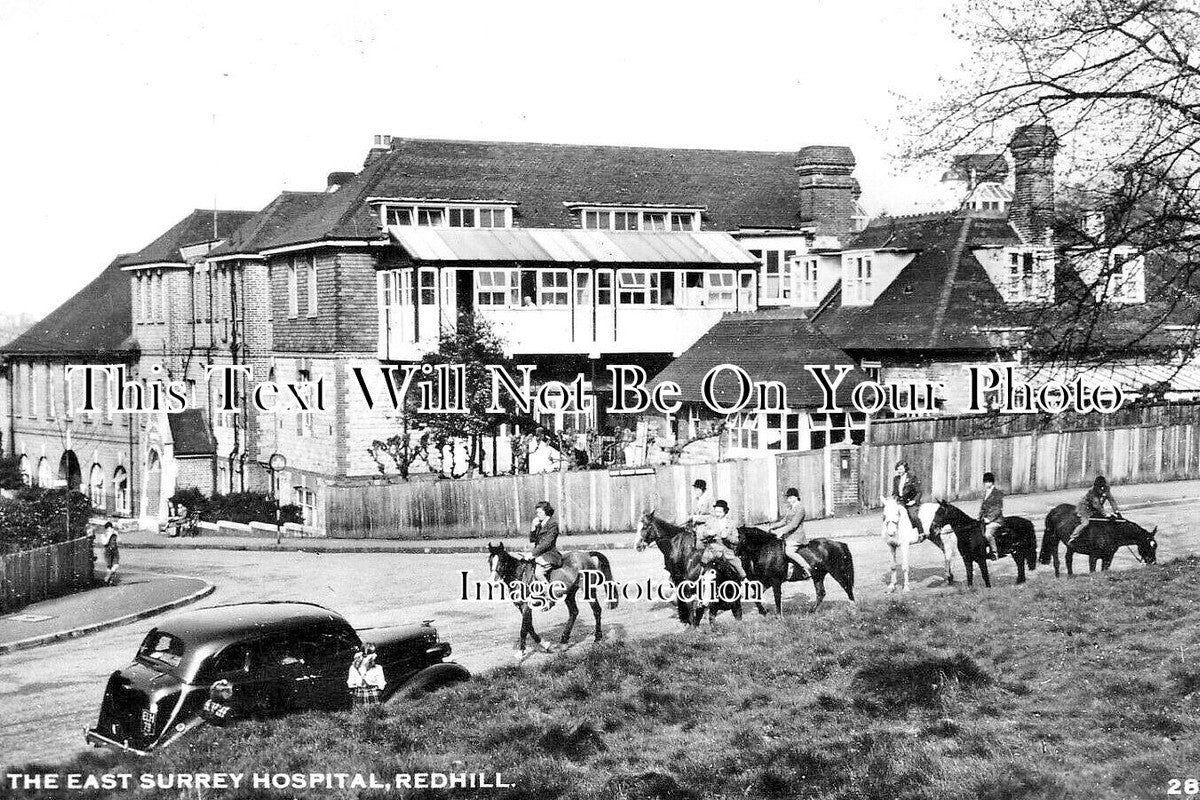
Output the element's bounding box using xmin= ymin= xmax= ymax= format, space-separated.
xmin=293 ymin=629 xmax=359 ymax=710
xmin=240 ymin=635 xmax=312 ymax=714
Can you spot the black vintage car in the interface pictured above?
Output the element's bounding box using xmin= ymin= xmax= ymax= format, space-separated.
xmin=86 ymin=601 xmax=469 ymax=754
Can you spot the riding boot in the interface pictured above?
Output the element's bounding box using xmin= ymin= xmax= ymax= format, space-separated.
xmin=788 ymin=557 xmax=810 ymax=581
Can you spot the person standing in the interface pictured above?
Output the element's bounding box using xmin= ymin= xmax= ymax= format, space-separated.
xmin=978 ymin=472 xmax=1004 ymax=560
xmin=100 ymin=522 xmax=120 ymax=585
xmin=767 ymin=488 xmax=810 ymax=580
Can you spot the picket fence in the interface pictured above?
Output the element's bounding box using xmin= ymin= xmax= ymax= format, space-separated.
xmin=326 ymin=451 xmax=827 ymax=539
xmin=0 ymin=536 xmax=95 ymax=613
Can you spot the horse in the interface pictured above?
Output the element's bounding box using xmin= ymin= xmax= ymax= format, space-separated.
xmin=929 ymin=501 xmax=1037 ymax=588
xmin=487 ymin=542 xmax=618 ymax=659
xmin=879 ymin=496 xmax=959 ymax=592
xmin=1040 ymin=504 xmax=1158 ymax=577
xmin=636 ymin=511 xmax=742 ymax=625
xmin=687 ymin=557 xmax=745 ymax=627
xmin=734 ymin=526 xmax=855 ymax=614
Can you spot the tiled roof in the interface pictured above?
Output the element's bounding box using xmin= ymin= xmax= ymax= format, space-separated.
xmin=652 ymin=308 xmax=869 ymax=409
xmin=118 ymin=209 xmax=258 ymax=268
xmin=947 ymin=153 xmax=1009 ymax=183
xmin=169 ymin=408 xmax=217 ymax=456
xmin=390 ymin=228 xmax=757 ymax=265
xmin=1 ymin=255 xmax=135 ymax=357
xmin=262 ymin=137 xmax=816 ymax=249
xmin=813 ymin=213 xmax=1200 ymax=352
xmin=207 ymin=192 xmax=327 ymax=258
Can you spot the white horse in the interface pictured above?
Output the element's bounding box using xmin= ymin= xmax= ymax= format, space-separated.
xmin=880 ymin=496 xmax=958 ymax=593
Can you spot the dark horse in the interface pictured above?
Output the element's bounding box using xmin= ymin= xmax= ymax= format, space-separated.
xmin=635 ymin=512 xmax=743 ymax=625
xmin=1040 ymin=504 xmax=1158 ymax=577
xmin=734 ymin=526 xmax=855 ymax=614
xmin=487 ymin=542 xmax=618 ymax=658
xmin=929 ymin=501 xmax=1037 ymax=588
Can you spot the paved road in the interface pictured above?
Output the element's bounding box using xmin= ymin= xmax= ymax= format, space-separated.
xmin=2 ymin=489 xmax=1196 ymax=768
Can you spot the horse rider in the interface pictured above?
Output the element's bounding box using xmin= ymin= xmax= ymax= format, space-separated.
xmin=529 ymin=500 xmax=564 ymax=583
xmin=892 ymin=460 xmax=925 ymax=538
xmin=979 ymin=471 xmax=1004 ymax=560
xmin=767 ymin=487 xmax=810 ymax=580
xmin=699 ymin=500 xmax=747 ymax=580
xmin=1067 ymin=475 xmax=1121 ymax=548
xmin=687 ymin=479 xmax=712 ymax=535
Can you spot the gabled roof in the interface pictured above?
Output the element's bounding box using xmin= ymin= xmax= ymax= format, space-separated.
xmin=652 ymin=308 xmax=868 ymax=409
xmin=390 ymin=228 xmax=757 ymax=265
xmin=262 ymin=137 xmax=814 ymax=250
xmin=1 ymin=255 xmax=135 ymax=357
xmin=207 ymin=192 xmax=327 ymax=258
xmin=118 ymin=209 xmax=258 ymax=268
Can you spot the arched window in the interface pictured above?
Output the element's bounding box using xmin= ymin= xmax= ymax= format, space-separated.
xmin=113 ymin=466 xmax=129 ymax=515
xmin=17 ymin=455 xmax=30 ymax=486
xmin=89 ymin=464 xmax=105 ymax=509
xmin=36 ymin=457 xmax=51 ymax=488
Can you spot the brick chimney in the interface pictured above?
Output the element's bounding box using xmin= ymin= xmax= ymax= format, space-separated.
xmin=795 ymin=145 xmax=859 ymax=240
xmin=1008 ymin=124 xmax=1059 ymax=242
xmin=362 ymin=134 xmax=393 ymax=169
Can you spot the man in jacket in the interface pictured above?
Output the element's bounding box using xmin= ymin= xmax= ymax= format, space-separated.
xmin=978 ymin=471 xmax=1004 ymax=559
xmin=891 ymin=460 xmax=925 ymax=538
xmin=767 ymin=487 xmax=810 ymax=580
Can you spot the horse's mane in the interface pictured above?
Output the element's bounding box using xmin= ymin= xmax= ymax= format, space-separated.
xmin=937 ymin=500 xmax=975 ymax=527
xmin=738 ymin=525 xmax=776 ymax=547
xmin=643 ymin=512 xmax=690 ymax=537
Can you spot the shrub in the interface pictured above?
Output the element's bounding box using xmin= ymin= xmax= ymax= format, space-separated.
xmin=0 ymin=455 xmax=26 ymax=490
xmin=169 ymin=487 xmax=209 ymax=518
xmin=174 ymin=489 xmax=304 ymax=526
xmin=0 ymin=488 xmax=91 ymax=548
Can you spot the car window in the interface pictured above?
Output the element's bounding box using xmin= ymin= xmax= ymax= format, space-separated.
xmin=137 ymin=630 xmax=186 ymax=672
xmin=209 ymin=643 xmax=251 ymax=676
xmin=251 ymin=637 xmax=307 ymax=670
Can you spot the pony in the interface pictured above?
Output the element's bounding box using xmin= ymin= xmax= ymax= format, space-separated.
xmin=687 ymin=558 xmax=745 ymax=627
xmin=879 ymin=496 xmax=958 ymax=592
xmin=1040 ymin=504 xmax=1158 ymax=577
xmin=487 ymin=542 xmax=617 ymax=659
xmin=635 ymin=511 xmax=743 ymax=625
xmin=734 ymin=526 xmax=855 ymax=614
xmin=929 ymin=501 xmax=1037 ymax=588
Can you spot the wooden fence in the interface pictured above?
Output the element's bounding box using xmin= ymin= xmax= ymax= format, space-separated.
xmin=0 ymin=536 xmax=95 ymax=613
xmin=326 ymin=452 xmax=827 ymax=539
xmin=860 ymin=421 xmax=1200 ymax=507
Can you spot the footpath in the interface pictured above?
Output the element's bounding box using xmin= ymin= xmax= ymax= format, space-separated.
xmin=0 ymin=571 xmax=214 ymax=654
xmin=117 ymin=478 xmax=1200 ymax=555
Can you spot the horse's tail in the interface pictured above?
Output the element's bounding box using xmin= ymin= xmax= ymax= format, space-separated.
xmin=589 ymin=551 xmax=618 ymax=609
xmin=1023 ymin=523 xmax=1038 ymax=571
xmin=821 ymin=539 xmax=855 ymax=603
xmin=1039 ymin=513 xmax=1057 ymax=565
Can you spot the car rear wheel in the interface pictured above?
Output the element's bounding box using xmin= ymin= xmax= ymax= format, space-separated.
xmin=391 ymin=663 xmax=470 ymax=701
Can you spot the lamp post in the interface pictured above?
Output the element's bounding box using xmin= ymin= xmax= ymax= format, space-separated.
xmin=264 ymin=452 xmax=287 ymax=545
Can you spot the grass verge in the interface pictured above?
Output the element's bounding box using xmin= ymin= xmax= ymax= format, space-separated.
xmin=7 ymin=558 xmax=1200 ymax=799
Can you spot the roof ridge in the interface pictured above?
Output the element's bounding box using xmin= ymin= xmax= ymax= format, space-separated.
xmin=927 ymin=217 xmax=974 ymax=347
xmin=386 ymin=135 xmax=796 ymax=158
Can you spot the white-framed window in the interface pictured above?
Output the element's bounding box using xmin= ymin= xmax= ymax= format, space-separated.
xmin=1105 ymin=250 xmax=1144 ymax=303
xmin=738 ymin=273 xmax=755 ymax=308
xmin=799 ymin=258 xmax=820 ymax=304
xmin=577 ymin=208 xmax=701 ymax=232
xmin=705 ymin=272 xmax=735 ymax=307
xmin=539 ymin=270 xmax=569 ymax=306
xmin=850 ymin=255 xmax=873 ymax=302
xmin=385 ymin=203 xmax=512 ymax=229
xmin=749 ymin=249 xmax=795 ymax=302
xmin=287 ymin=260 xmax=299 ymax=317
xmin=574 ymin=271 xmax=592 ymax=305
xmin=1005 ymin=249 xmax=1055 ymax=302
xmin=670 ymin=212 xmax=696 ymax=231
xmin=113 ymin=466 xmax=129 ymax=514
xmin=762 ymin=412 xmax=805 ymax=451
xmin=293 ymin=485 xmax=316 ymax=526
xmin=17 ymin=455 xmax=30 ymax=486
xmin=45 ymin=365 xmax=54 ymax=419
xmin=297 ymin=366 xmax=313 ymax=437
xmin=28 ymin=363 xmax=37 ymax=418
xmin=617 ymin=271 xmax=659 ymax=305
xmin=476 ymin=269 xmax=519 ymax=306
xmin=596 ymin=272 xmax=613 ymax=305
xmin=730 ymin=413 xmax=759 ymax=450
xmin=89 ymin=464 xmax=104 ymax=508
xmin=419 ymin=269 xmax=437 ymax=305
xmin=306 ymin=255 xmax=318 ymax=317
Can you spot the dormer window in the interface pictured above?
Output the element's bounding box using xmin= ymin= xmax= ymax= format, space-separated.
xmin=383 ymin=202 xmax=512 ymax=229
xmin=573 ymin=206 xmax=702 ymax=232
xmin=850 ymin=255 xmax=873 ymax=302
xmin=1103 ymin=249 xmax=1145 ymax=303
xmin=1004 ymin=248 xmax=1054 ymax=303
xmin=799 ymin=257 xmax=820 ymax=304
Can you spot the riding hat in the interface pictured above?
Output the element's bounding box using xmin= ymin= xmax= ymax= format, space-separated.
xmin=693 ymin=479 xmax=707 ymax=491
xmin=785 ymin=487 xmax=799 ymax=498
xmin=895 ymin=460 xmax=909 ymax=470
xmin=983 ymin=472 xmax=995 ymax=483
xmin=713 ymin=500 xmax=729 ymax=512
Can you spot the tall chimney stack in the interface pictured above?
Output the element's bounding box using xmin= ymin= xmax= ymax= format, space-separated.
xmin=795 ymin=145 xmax=859 ymax=241
xmin=363 ymin=134 xmax=393 ymax=169
xmin=1008 ymin=124 xmax=1059 ymax=242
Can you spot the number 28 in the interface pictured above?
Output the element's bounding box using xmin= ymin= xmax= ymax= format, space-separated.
xmin=1169 ymin=778 xmax=1200 ymax=795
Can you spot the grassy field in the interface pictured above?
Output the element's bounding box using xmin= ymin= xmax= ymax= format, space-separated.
xmin=8 ymin=558 xmax=1200 ymax=800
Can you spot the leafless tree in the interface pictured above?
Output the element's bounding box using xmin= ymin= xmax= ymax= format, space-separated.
xmin=905 ymin=0 xmax=1200 ymax=372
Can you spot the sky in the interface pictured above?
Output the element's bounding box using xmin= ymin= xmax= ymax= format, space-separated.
xmin=0 ymin=0 xmax=968 ymax=318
